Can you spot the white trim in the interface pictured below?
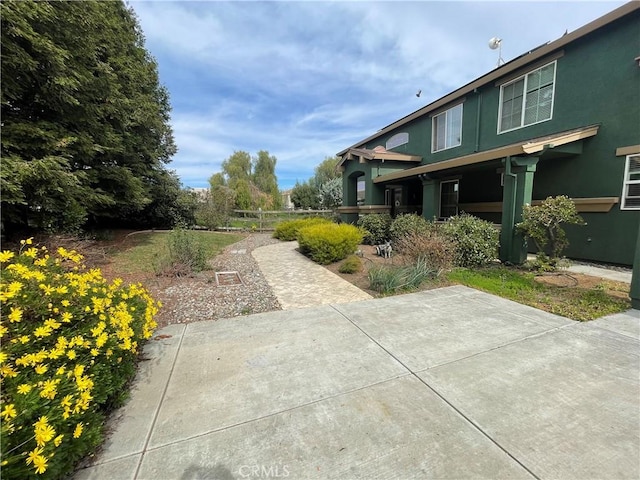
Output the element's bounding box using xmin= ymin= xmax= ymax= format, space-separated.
xmin=497 ymin=61 xmax=557 ymax=134
xmin=439 ymin=179 xmax=459 ymax=219
xmin=621 ymin=154 xmax=640 ymax=210
xmin=432 ymin=103 xmax=463 ymax=153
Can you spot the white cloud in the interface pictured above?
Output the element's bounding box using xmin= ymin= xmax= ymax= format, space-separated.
xmin=131 ymin=0 xmax=627 ymax=189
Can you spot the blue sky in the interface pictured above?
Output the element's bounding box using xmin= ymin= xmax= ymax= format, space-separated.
xmin=130 ymin=0 xmax=626 ymax=190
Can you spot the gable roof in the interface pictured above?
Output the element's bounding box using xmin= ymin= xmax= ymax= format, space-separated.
xmin=336 ymin=147 xmax=421 ymax=172
xmin=338 ymin=2 xmax=638 ymax=157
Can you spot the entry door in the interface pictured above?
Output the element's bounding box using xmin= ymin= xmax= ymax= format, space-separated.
xmin=439 ymin=180 xmax=459 ymax=219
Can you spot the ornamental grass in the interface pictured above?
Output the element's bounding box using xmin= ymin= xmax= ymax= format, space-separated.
xmin=0 ymin=239 xmax=160 ymax=479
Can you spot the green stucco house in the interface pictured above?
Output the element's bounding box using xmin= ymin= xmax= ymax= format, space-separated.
xmin=337 ymin=2 xmax=640 ymax=268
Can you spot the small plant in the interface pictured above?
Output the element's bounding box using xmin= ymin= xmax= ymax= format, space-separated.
xmin=297 ymin=223 xmax=363 ymax=264
xmin=0 ymin=239 xmax=159 ymax=478
xmin=272 ymin=217 xmax=331 ymax=241
xmin=154 ymin=228 xmax=208 ymax=276
xmin=517 ymin=195 xmax=585 ymax=260
xmin=338 ymin=255 xmax=363 ymax=274
xmin=389 ymin=214 xmax=432 ymax=243
xmin=394 ymin=230 xmax=455 ymax=276
xmin=357 ymin=214 xmax=392 ymax=245
xmin=440 ymin=213 xmax=499 ymax=268
xmin=368 ymin=258 xmax=436 ymax=294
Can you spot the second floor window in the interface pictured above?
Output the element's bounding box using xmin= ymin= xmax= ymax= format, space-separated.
xmin=432 ymin=103 xmax=463 ymax=152
xmin=499 ymin=61 xmax=556 ymax=133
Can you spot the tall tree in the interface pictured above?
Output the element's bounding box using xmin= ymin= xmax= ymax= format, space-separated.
xmin=252 ymin=150 xmax=282 ymax=209
xmin=221 ymin=151 xmax=252 ymax=188
xmin=313 ymin=156 xmax=341 ymax=188
xmin=1 ymin=0 xmax=177 ymax=232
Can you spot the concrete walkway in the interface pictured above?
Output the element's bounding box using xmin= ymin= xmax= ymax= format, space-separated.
xmin=252 ymin=241 xmax=372 ymax=309
xmin=74 ymin=246 xmax=640 ymax=480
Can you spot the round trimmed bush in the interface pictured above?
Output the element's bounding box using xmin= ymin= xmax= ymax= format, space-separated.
xmin=357 ymin=213 xmax=392 ymax=245
xmin=297 ymin=223 xmax=363 ymax=264
xmin=272 ymin=217 xmax=331 ymax=241
xmin=440 ymin=213 xmax=499 ymax=267
xmin=389 ymin=214 xmax=432 ymax=243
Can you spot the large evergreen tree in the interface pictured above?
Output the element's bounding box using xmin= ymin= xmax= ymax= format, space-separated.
xmin=1 ymin=0 xmax=177 ymax=232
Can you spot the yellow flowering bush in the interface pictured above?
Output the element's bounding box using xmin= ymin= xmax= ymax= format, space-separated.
xmin=0 ymin=239 xmax=160 ymax=478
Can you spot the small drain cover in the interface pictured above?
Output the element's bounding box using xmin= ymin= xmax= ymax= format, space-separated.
xmin=215 ymin=271 xmax=243 ymax=286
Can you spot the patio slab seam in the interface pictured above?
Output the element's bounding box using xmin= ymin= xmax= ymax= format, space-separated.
xmin=414 ymin=323 xmax=576 ymax=373
xmin=139 ymin=372 xmax=413 ymax=454
xmin=132 ymin=324 xmax=188 ymax=479
xmin=330 ymin=303 xmax=541 ymax=480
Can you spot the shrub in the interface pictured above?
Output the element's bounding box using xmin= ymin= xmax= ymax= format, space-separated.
xmin=368 ymin=258 xmax=436 ymax=295
xmin=394 ymin=230 xmax=455 ymax=276
xmin=440 ymin=213 xmax=499 ymax=267
xmin=338 ymin=255 xmax=363 ymax=274
xmin=272 ymin=217 xmax=331 ymax=241
xmin=389 ymin=214 xmax=432 ymax=243
xmin=154 ymin=228 xmax=207 ymax=276
xmin=297 ymin=223 xmax=363 ymax=264
xmin=517 ymin=195 xmax=585 ymax=259
xmin=357 ymin=214 xmax=392 ymax=245
xmin=0 ymin=239 xmax=159 ymax=479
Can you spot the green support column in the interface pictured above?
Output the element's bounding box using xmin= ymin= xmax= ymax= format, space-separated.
xmin=631 ymin=219 xmax=640 ymax=310
xmin=420 ymin=174 xmax=439 ymax=221
xmin=500 ymin=156 xmax=538 ymax=264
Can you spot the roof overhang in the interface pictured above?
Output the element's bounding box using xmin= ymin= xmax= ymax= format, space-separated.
xmin=337 ymin=2 xmax=637 ymax=157
xmin=337 ymin=148 xmax=422 ymax=172
xmin=373 ymin=124 xmax=599 ymax=184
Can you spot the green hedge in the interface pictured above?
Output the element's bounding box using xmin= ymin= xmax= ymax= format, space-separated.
xmin=0 ymin=239 xmax=159 ymax=478
xmin=440 ymin=214 xmax=499 ymax=267
xmin=389 ymin=214 xmax=432 ymax=243
xmin=297 ymin=223 xmax=363 ymax=264
xmin=357 ymin=214 xmax=392 ymax=245
xmin=272 ymin=217 xmax=331 ymax=241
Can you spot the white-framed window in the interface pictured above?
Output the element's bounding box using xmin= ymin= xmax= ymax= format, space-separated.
xmin=498 ymin=61 xmax=556 ymax=133
xmin=439 ymin=180 xmax=459 ymax=219
xmin=432 ymin=103 xmax=463 ymax=152
xmin=621 ymin=154 xmax=640 ymax=210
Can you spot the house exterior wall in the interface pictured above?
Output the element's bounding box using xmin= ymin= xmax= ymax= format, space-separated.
xmin=340 ymin=6 xmax=639 ymax=265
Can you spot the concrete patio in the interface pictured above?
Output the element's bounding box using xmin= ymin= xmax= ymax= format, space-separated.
xmin=75 ymin=286 xmax=639 ymax=480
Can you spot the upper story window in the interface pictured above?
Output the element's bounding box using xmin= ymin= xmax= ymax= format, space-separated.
xmin=386 ymin=132 xmax=409 ymax=150
xmin=498 ymin=61 xmax=556 ymax=133
xmin=622 ymin=154 xmax=640 ymax=210
xmin=432 ymin=103 xmax=463 ymax=152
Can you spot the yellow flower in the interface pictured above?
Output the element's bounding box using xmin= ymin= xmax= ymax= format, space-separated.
xmin=8 ymin=306 xmax=23 ymax=323
xmin=67 ymin=350 xmax=76 ymax=360
xmin=33 ymin=454 xmax=47 ymax=474
xmin=0 ymin=352 xmax=7 ymax=364
xmin=19 ymin=335 xmax=30 ymax=344
xmin=20 ymin=237 xmax=34 ymax=245
xmin=54 ymin=434 xmax=64 ymax=447
xmin=1 ymin=403 xmax=17 ymax=420
xmin=35 ymin=364 xmax=48 ymax=375
xmin=33 ymin=416 xmax=49 ymax=430
xmin=0 ymin=250 xmax=15 ymax=262
xmin=17 ymin=384 xmax=33 ymax=394
xmin=26 ymin=446 xmax=44 ymax=465
xmin=61 ymin=311 xmax=73 ymax=322
xmin=61 ymin=299 xmax=70 ymax=307
xmin=34 ymin=326 xmax=52 ymax=338
xmin=34 ymin=423 xmax=55 ymax=446
xmin=23 ymin=247 xmax=38 ymax=258
xmin=0 ymin=325 xmax=7 ymax=337
xmin=34 ymin=257 xmax=48 ymax=267
xmin=73 ymin=422 xmax=83 ymax=438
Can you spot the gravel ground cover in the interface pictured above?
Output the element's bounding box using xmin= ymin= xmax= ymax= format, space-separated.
xmin=154 ymin=233 xmax=282 ymax=327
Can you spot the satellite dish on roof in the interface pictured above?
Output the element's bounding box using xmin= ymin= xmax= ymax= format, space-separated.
xmin=488 ymin=37 xmax=505 ymax=67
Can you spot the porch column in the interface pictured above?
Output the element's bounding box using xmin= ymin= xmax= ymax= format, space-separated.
xmin=500 ymin=156 xmax=538 ymax=264
xmin=631 ymin=219 xmax=640 ymax=309
xmin=420 ymin=174 xmax=439 ymax=221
